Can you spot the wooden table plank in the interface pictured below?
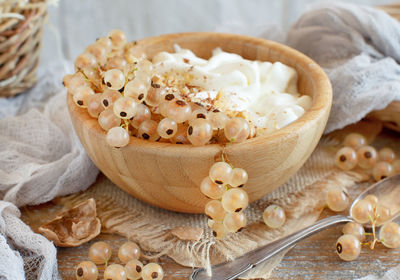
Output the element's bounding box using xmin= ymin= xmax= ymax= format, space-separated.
xmin=57 ymin=208 xmax=400 ymax=279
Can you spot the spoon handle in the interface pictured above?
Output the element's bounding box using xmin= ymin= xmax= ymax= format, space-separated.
xmin=190 ymin=215 xmax=353 ymax=280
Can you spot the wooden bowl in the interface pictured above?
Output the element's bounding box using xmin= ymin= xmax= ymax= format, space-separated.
xmin=67 ymin=32 xmax=332 ymax=213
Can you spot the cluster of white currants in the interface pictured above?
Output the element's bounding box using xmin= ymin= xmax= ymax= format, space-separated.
xmin=336 ymin=194 xmax=400 ymax=261
xmin=335 ymin=133 xmax=400 ymax=181
xmin=201 ymin=161 xmax=249 ymax=239
xmin=75 ymin=241 xmax=163 ymax=280
xmin=63 ymin=30 xmax=253 ymax=148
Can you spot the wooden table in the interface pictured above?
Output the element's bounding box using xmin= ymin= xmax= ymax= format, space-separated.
xmin=55 ymin=208 xmax=400 ymax=279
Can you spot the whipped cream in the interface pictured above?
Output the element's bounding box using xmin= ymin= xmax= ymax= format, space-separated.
xmin=152 ymin=45 xmax=312 ymax=134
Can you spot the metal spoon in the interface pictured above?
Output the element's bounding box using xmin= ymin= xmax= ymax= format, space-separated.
xmin=190 ymin=174 xmax=400 ymax=280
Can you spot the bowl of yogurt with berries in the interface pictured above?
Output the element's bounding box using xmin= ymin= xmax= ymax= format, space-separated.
xmin=66 ymin=32 xmax=332 ymax=213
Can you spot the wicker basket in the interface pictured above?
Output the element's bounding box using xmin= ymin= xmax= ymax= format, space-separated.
xmin=367 ymin=4 xmax=400 ymax=132
xmin=0 ymin=0 xmax=47 ymax=98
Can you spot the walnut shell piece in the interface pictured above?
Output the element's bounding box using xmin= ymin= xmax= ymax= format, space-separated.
xmin=38 ymin=198 xmax=101 ymax=247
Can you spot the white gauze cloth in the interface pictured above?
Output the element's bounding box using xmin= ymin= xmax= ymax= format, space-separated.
xmin=0 ymin=61 xmax=99 ymax=279
xmin=286 ymin=2 xmax=400 ymax=133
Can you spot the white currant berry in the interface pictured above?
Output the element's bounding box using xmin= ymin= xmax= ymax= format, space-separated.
xmin=336 ymin=234 xmax=361 ymax=261
xmin=263 ymin=205 xmax=286 ymax=229
xmin=106 ymin=126 xmax=130 ymax=148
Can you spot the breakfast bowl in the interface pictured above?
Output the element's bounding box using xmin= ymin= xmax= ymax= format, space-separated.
xmin=67 ymin=32 xmax=332 ymax=213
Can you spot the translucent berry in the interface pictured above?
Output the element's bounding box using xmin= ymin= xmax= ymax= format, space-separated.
xmin=326 ymin=188 xmax=349 ymax=212
xmin=393 ymin=159 xmax=400 ymax=174
xmin=82 ymin=67 xmax=101 ymax=83
xmin=103 ymin=264 xmax=127 ymax=280
xmin=130 ymin=104 xmax=151 ymax=129
xmin=87 ymin=94 xmax=104 ymax=118
xmin=344 ymin=133 xmax=367 ymax=150
xmin=145 ymin=86 xmax=166 ymax=107
xmin=62 ymin=74 xmax=73 ymax=88
xmin=106 ymin=126 xmax=130 ymax=148
xmin=157 ymin=118 xmax=178 ymax=139
xmin=210 ymin=221 xmax=229 ymax=239
xmin=98 ymin=108 xmax=121 ymax=131
xmin=335 ymin=147 xmax=358 ymax=171
xmin=137 ymin=59 xmax=153 ymax=75
xmin=209 ymin=162 xmax=232 ymax=185
xmin=101 ymin=89 xmax=121 ymax=109
xmin=86 ymin=43 xmax=107 ymax=65
xmin=124 ymin=78 xmax=149 ymax=103
xmin=88 ymin=241 xmax=112 ymax=265
xmin=336 ymin=234 xmax=361 ymax=261
xmin=138 ymin=120 xmax=159 ymax=141
xmin=200 ymin=177 xmax=226 ymax=199
xmin=204 ymin=200 xmax=226 ymax=221
xmin=187 ymin=118 xmax=213 ymax=146
xmin=75 ymin=53 xmax=97 ymax=70
xmin=104 ymin=69 xmax=125 ymax=90
xmin=190 ymin=108 xmax=208 ymax=121
xmin=96 ymin=37 xmax=112 ymax=51
xmin=223 ymin=212 xmax=247 ymax=233
xmin=221 ymin=188 xmax=249 ymax=213
xmin=224 ymin=117 xmax=250 ymax=143
xmin=351 ymin=200 xmax=373 ymax=224
xmin=379 ymin=222 xmax=400 ymax=248
xmin=229 ymin=168 xmax=248 ymax=188
xmin=372 ymin=161 xmax=393 ymax=181
xmin=263 ymin=205 xmax=286 ymax=229
xmin=364 ymin=194 xmax=378 ymax=206
xmin=125 ymin=259 xmax=143 ymax=280
xmin=113 ymin=97 xmax=137 ymax=119
xmin=76 ymin=261 xmax=98 ymax=280
xmin=376 ymin=204 xmax=391 ymax=225
xmin=68 ymin=72 xmax=87 ymax=91
xmin=378 ymin=147 xmax=396 ymax=163
xmin=109 ymin=29 xmax=127 ymax=49
xmin=142 ymin=263 xmax=164 ymax=280
xmin=165 ymin=99 xmax=192 ymax=123
xmin=105 ymin=56 xmax=127 ymax=71
xmin=357 ymin=146 xmax=377 ymax=169
xmin=170 ymin=124 xmax=190 ymax=144
xmin=208 ymin=111 xmax=229 ymax=130
xmin=118 ymin=241 xmax=141 ymax=264
xmin=342 ymin=222 xmax=366 ymax=242
xmin=73 ymin=86 xmax=94 ymax=108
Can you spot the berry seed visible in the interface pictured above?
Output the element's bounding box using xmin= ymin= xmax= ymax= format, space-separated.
xmin=106 ymin=82 xmax=112 ymax=87
xmin=103 ymin=99 xmax=109 ymax=107
xmin=77 ymin=100 xmax=84 ymax=106
xmin=151 ymin=272 xmax=158 ymax=279
xmin=197 ymin=113 xmax=206 ymax=119
xmin=365 ymin=151 xmax=372 ymax=158
xmin=165 ymin=94 xmax=174 ymax=101
xmin=136 ymin=265 xmax=142 ymax=272
xmin=142 ymin=133 xmax=150 ymax=140
xmin=77 ymin=267 xmax=83 ymax=277
xmin=120 ymin=111 xmax=127 ymax=117
xmin=138 ymin=93 xmax=144 ymax=100
xmin=339 ymin=155 xmax=346 ymax=162
xmin=336 ymin=243 xmax=343 ymax=253
xmin=166 ymin=129 xmax=173 ymax=135
xmin=188 ymin=126 xmax=193 ymax=135
xmin=176 ymin=100 xmax=186 ymax=106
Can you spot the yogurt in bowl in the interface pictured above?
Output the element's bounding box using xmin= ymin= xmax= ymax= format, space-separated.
xmin=152 ymin=45 xmax=312 ymax=135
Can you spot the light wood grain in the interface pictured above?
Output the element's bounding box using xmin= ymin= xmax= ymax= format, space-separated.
xmin=56 ymin=210 xmax=400 ymax=280
xmin=67 ymin=32 xmax=332 ymax=213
